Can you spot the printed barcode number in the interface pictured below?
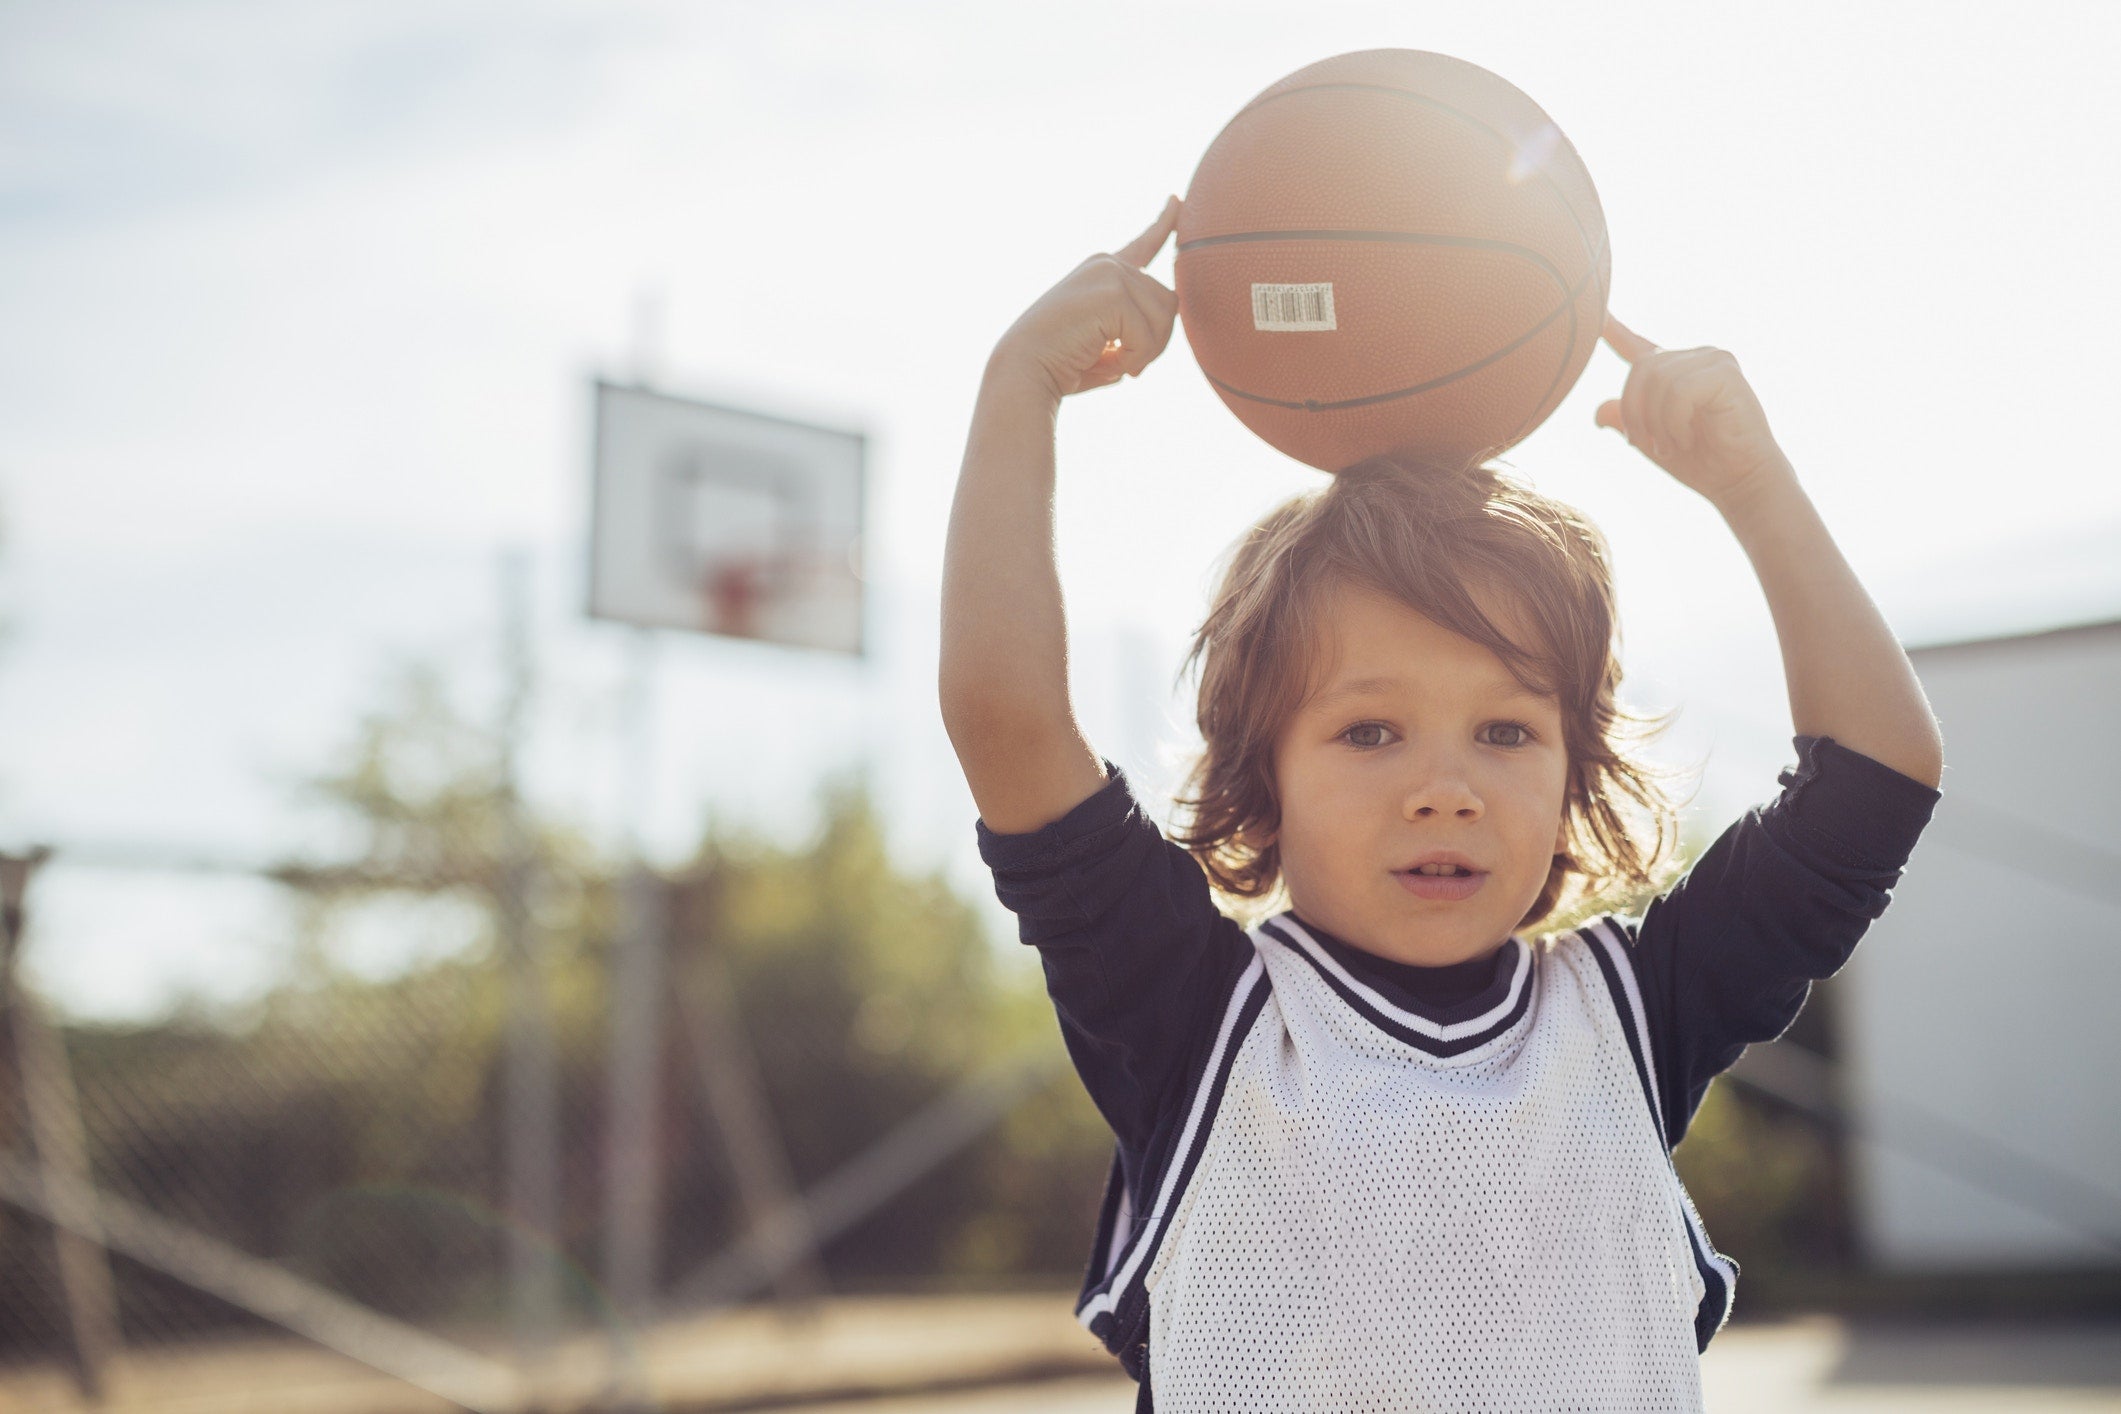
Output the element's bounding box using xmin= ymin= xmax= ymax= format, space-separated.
xmin=1252 ymin=283 xmax=1336 ymax=332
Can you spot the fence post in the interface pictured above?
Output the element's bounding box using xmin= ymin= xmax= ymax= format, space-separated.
xmin=603 ymin=865 xmax=667 ymax=1349
xmin=604 ymin=631 xmax=666 ymax=1328
xmin=670 ymin=871 xmax=828 ymax=1306
xmin=496 ymin=551 xmax=562 ymax=1400
xmin=1 ymin=848 xmax=124 ymax=1402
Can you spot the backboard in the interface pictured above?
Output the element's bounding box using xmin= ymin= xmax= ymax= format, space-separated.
xmin=589 ymin=381 xmax=865 ymax=655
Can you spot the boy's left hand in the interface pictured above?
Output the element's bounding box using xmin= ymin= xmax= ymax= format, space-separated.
xmin=1595 ymin=314 xmax=1793 ymax=507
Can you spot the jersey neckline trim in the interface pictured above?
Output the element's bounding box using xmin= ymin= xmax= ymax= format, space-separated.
xmin=1258 ymin=914 xmax=1536 ymax=1057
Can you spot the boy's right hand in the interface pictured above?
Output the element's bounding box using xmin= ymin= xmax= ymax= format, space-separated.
xmin=990 ymin=196 xmax=1183 ymax=402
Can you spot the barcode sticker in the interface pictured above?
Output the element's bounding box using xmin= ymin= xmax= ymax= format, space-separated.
xmin=1251 ymin=282 xmax=1336 ymax=331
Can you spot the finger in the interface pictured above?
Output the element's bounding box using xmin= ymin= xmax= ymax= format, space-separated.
xmin=1594 ymin=399 xmax=1624 ymax=433
xmin=1621 ymin=358 xmax=1656 ymax=455
xmin=1655 ymin=369 xmax=1702 ymax=456
xmin=1654 ymin=353 xmax=1728 ymax=455
xmin=1602 ymin=312 xmax=1660 ymax=365
xmin=1120 ymin=259 xmax=1181 ymax=318
xmin=1091 ymin=282 xmax=1158 ymax=380
xmin=1117 ymin=266 xmax=1180 ymax=357
xmin=1077 ymin=361 xmax=1126 ymax=393
xmin=1115 ymin=280 xmax=1167 ymax=375
xmin=1096 ymin=264 xmax=1175 ymax=377
xmin=1619 ymin=346 xmax=1707 ymax=455
xmin=1113 ymin=195 xmax=1181 ymax=268
xmin=1083 ymin=337 xmax=1131 ymax=391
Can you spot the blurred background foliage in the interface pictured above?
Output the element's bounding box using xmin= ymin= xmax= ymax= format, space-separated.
xmin=2 ymin=656 xmax=1846 ymax=1355
xmin=1 ymin=658 xmax=1116 ymax=1352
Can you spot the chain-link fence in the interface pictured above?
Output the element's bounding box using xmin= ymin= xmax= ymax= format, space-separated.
xmin=0 ymin=668 xmax=1109 ymax=1412
xmin=12 ymin=662 xmax=2106 ymax=1411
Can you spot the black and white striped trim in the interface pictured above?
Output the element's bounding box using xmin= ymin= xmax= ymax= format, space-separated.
xmin=1581 ymin=917 xmax=1738 ymax=1349
xmin=1075 ymin=953 xmax=1273 ymax=1352
xmin=1259 ymin=916 xmax=1536 ymax=1058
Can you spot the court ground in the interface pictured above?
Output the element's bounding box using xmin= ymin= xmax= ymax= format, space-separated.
xmin=2 ymin=1292 xmax=2116 ymax=1411
xmin=802 ymin=1312 xmax=2121 ymax=1413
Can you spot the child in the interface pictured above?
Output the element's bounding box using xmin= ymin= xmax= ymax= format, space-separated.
xmin=939 ymin=196 xmax=1943 ymax=1412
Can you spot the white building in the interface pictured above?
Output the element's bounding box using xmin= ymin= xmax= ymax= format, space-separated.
xmin=1839 ymin=617 xmax=2121 ymax=1270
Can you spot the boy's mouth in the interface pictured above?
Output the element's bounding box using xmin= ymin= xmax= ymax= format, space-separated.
xmin=1394 ymin=865 xmax=1487 ymax=900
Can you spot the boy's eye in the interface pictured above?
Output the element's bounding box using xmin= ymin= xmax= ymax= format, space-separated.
xmin=1484 ymin=721 xmax=1535 ymax=748
xmin=1341 ymin=722 xmax=1390 ymax=749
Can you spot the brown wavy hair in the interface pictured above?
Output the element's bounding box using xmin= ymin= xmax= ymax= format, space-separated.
xmin=1170 ymin=454 xmax=1687 ymax=934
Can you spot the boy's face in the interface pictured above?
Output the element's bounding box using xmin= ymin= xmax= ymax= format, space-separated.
xmin=1268 ymin=581 xmax=1570 ymax=968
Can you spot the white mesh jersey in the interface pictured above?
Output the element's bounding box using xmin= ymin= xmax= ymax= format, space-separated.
xmin=1075 ymin=911 xmax=1734 ymax=1412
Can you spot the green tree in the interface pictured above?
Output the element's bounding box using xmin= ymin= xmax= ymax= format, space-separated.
xmin=6 ymin=652 xmax=1119 ymax=1361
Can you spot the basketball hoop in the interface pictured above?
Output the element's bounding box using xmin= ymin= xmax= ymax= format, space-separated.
xmin=703 ymin=559 xmax=767 ymax=640
xmin=589 ymin=381 xmax=865 ymax=654
xmin=701 ymin=553 xmax=805 ymax=642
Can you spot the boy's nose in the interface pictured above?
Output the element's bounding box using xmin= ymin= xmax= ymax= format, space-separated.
xmin=1402 ymin=773 xmax=1483 ymax=821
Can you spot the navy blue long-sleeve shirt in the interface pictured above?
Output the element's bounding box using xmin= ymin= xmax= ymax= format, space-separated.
xmin=978 ymin=735 xmax=1941 ymax=1215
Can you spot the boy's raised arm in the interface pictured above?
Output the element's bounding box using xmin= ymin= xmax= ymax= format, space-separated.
xmin=940 ymin=199 xmax=1183 ymax=833
xmin=1595 ymin=316 xmax=1945 ymax=788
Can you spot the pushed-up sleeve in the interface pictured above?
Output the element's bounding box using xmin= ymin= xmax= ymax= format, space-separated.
xmin=977 ymin=761 xmax=1256 ymax=1158
xmin=1622 ymin=734 xmax=1942 ymax=1144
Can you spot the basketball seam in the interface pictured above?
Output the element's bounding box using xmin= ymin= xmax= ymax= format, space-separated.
xmin=1177 ymin=229 xmax=1556 ymax=258
xmin=1209 ymin=79 xmax=1603 ymax=277
xmin=1501 ymin=222 xmax=1607 ymax=447
xmin=1194 ymin=225 xmax=1605 ymax=417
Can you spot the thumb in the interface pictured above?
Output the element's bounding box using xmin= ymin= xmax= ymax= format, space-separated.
xmin=1594 ymin=400 xmax=1625 ymax=433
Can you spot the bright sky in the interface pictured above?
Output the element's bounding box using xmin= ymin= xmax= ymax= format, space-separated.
xmin=3 ymin=0 xmax=2117 ymax=1019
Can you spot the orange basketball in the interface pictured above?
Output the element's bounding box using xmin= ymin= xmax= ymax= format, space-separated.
xmin=1176 ymin=50 xmax=1609 ymax=474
